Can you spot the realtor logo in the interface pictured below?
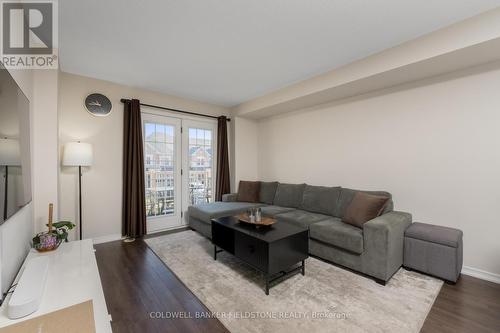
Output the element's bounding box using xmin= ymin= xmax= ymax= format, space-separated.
xmin=1 ymin=0 xmax=58 ymax=69
xmin=3 ymin=2 xmax=52 ymax=54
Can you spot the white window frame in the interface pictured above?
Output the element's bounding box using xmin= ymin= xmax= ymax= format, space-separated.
xmin=141 ymin=106 xmax=218 ymax=231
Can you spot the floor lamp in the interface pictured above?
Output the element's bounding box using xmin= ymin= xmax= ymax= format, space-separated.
xmin=0 ymin=138 xmax=21 ymax=221
xmin=62 ymin=142 xmax=93 ymax=240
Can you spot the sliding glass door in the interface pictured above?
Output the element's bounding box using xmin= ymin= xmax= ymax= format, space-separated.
xmin=142 ymin=113 xmax=216 ymax=232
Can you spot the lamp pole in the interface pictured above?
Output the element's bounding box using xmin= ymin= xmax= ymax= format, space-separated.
xmin=79 ymin=165 xmax=82 ymax=240
xmin=3 ymin=166 xmax=7 ymax=221
xmin=62 ymin=141 xmax=93 ymax=241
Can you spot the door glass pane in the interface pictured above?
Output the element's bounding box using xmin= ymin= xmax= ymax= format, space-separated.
xmin=144 ymin=123 xmax=155 ymax=141
xmin=188 ymin=127 xmax=213 ymax=205
xmin=144 ymin=122 xmax=176 ymax=218
xmin=165 ymin=126 xmax=174 ymax=143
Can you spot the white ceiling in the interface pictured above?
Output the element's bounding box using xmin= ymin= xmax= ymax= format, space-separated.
xmin=59 ymin=1 xmax=500 ymax=107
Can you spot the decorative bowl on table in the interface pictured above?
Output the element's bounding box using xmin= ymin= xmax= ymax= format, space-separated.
xmin=31 ymin=203 xmax=74 ymax=252
xmin=33 ymin=232 xmax=62 ymax=252
xmin=236 ymin=213 xmax=276 ymax=227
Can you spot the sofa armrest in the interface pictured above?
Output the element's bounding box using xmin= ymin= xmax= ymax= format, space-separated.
xmin=363 ymin=211 xmax=412 ymax=280
xmin=364 ymin=211 xmax=412 ymax=236
xmin=222 ymin=193 xmax=238 ymax=202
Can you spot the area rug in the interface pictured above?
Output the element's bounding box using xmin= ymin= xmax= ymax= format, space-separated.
xmin=145 ymin=230 xmax=442 ymax=333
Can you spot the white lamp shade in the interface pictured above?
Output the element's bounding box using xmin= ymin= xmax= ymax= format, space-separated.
xmin=0 ymin=138 xmax=21 ymax=166
xmin=63 ymin=142 xmax=93 ymax=166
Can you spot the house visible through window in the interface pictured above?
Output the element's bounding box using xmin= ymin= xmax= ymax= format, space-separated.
xmin=188 ymin=128 xmax=213 ymax=205
xmin=144 ymin=122 xmax=175 ymax=217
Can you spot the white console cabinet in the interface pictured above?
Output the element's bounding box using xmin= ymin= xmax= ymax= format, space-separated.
xmin=0 ymin=240 xmax=112 ymax=332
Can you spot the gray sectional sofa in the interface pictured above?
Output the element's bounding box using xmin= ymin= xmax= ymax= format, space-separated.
xmin=188 ymin=182 xmax=412 ymax=284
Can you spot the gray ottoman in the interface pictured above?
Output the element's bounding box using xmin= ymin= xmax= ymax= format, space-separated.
xmin=404 ymin=222 xmax=463 ymax=283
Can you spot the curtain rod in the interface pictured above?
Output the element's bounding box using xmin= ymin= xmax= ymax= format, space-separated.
xmin=120 ymin=99 xmax=231 ymax=122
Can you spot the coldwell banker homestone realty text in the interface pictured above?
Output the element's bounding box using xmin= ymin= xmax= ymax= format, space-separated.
xmin=1 ymin=0 xmax=58 ymax=69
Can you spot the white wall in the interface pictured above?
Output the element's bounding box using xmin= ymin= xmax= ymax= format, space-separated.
xmin=256 ymin=62 xmax=500 ymax=279
xmin=58 ymin=72 xmax=231 ymax=242
xmin=233 ymin=117 xmax=259 ymax=188
xmin=32 ymin=70 xmax=59 ymax=233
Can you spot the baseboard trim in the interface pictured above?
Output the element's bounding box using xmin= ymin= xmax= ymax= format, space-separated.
xmin=462 ymin=266 xmax=500 ymax=284
xmin=92 ymin=234 xmax=124 ymax=245
xmin=92 ymin=226 xmax=189 ymax=244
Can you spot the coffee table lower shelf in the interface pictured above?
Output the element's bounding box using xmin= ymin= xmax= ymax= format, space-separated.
xmin=213 ymin=245 xmax=305 ymax=295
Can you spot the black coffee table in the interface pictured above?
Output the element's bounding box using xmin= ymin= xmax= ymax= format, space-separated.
xmin=211 ymin=216 xmax=309 ymax=295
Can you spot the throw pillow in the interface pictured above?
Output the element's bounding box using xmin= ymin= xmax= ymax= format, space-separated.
xmin=237 ymin=181 xmax=261 ymax=203
xmin=342 ymin=192 xmax=389 ymax=228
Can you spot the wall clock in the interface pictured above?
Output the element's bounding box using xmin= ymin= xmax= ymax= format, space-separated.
xmin=85 ymin=93 xmax=112 ymax=117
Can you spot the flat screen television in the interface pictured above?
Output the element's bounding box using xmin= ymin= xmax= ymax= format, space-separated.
xmin=0 ymin=65 xmax=31 ymax=225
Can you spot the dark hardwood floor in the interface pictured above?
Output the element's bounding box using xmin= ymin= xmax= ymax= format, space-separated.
xmin=94 ymin=239 xmax=229 ymax=333
xmin=421 ymin=275 xmax=500 ymax=333
xmin=95 ymin=238 xmax=500 ymax=333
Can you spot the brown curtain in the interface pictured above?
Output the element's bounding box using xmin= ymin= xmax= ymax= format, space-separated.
xmin=215 ymin=116 xmax=231 ymax=201
xmin=122 ymin=99 xmax=147 ymax=238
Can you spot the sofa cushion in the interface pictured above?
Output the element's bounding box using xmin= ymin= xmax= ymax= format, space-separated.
xmin=342 ymin=192 xmax=389 ymax=228
xmin=237 ymin=180 xmax=261 ymax=203
xmin=273 ymin=183 xmax=306 ymax=208
xmin=188 ymin=202 xmax=263 ymax=223
xmin=275 ymin=209 xmax=330 ymax=229
xmin=310 ymin=218 xmax=364 ymax=254
xmin=335 ymin=188 xmax=393 ymax=218
xmin=260 ymin=205 xmax=295 ymax=218
xmin=300 ymin=185 xmax=341 ymax=215
xmin=405 ymin=222 xmax=463 ymax=248
xmin=259 ymin=181 xmax=279 ymax=205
